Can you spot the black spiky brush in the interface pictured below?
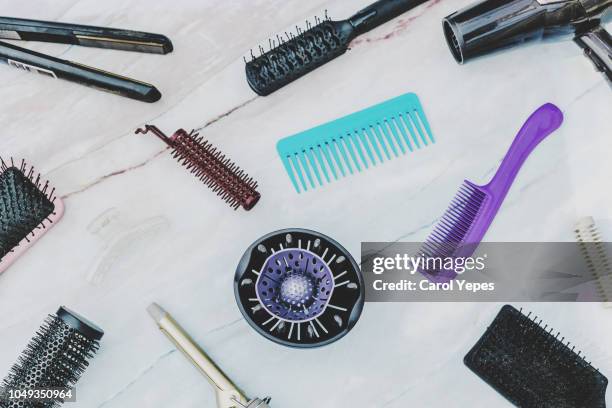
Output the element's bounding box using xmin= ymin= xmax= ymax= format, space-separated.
xmin=0 ymin=157 xmax=64 ymax=274
xmin=0 ymin=306 xmax=103 ymax=408
xmin=245 ymin=0 xmax=428 ymax=96
xmin=465 ymin=305 xmax=608 ymax=407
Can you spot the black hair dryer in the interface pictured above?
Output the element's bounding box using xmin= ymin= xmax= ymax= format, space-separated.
xmin=443 ymin=0 xmax=612 ymax=81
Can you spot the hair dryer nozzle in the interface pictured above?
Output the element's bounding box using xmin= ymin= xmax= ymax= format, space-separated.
xmin=443 ymin=0 xmax=591 ymax=63
xmin=443 ymin=17 xmax=466 ymax=63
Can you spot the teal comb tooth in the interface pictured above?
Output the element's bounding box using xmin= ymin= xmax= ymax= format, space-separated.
xmin=305 ymin=148 xmax=323 ymax=186
xmin=353 ymin=139 xmax=366 ymax=167
xmin=343 ymin=134 xmax=361 ymax=172
xmin=371 ymin=125 xmax=392 ymax=160
xmin=361 ymin=129 xmax=378 ymax=166
xmin=277 ymin=93 xmax=435 ymax=193
xmin=312 ymin=147 xmax=330 ymax=183
xmin=401 ymin=113 xmax=420 ymax=148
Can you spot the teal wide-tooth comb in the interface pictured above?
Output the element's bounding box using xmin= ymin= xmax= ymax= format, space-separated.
xmin=277 ymin=93 xmax=434 ymax=193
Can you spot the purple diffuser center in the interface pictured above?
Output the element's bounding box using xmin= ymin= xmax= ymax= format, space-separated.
xmin=280 ymin=274 xmax=313 ymax=304
xmin=256 ymin=248 xmax=333 ymax=322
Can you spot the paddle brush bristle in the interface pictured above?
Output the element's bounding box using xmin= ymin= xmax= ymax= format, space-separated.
xmin=465 ymin=305 xmax=608 ymax=407
xmin=0 ymin=157 xmax=62 ymax=270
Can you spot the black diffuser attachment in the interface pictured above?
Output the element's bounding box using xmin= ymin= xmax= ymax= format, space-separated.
xmin=235 ymin=229 xmax=364 ymax=348
xmin=0 ymin=306 xmax=104 ymax=408
xmin=465 ymin=305 xmax=608 ymax=407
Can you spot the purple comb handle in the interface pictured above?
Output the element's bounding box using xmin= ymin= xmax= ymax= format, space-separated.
xmin=464 ymin=103 xmax=564 ymax=243
xmin=484 ymin=103 xmax=564 ymax=200
xmin=466 ymin=103 xmax=564 ymax=246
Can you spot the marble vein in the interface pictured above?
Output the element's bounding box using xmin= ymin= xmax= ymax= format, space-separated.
xmin=351 ymin=0 xmax=443 ymax=46
xmin=194 ymin=96 xmax=258 ymax=131
xmin=61 ymin=149 xmax=167 ymax=199
xmin=59 ymin=95 xmax=258 ymax=198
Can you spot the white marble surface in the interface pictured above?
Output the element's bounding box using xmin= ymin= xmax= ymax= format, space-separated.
xmin=0 ymin=0 xmax=611 ymax=407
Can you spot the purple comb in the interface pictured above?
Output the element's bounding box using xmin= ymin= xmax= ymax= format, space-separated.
xmin=420 ymin=103 xmax=564 ymax=282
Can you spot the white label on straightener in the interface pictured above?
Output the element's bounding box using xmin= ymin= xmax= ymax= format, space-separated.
xmin=7 ymin=59 xmax=57 ymax=79
xmin=0 ymin=30 xmax=21 ymax=40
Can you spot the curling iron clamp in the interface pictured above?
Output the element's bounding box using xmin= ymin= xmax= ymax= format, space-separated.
xmin=148 ymin=303 xmax=272 ymax=408
xmin=0 ymin=17 xmax=173 ymax=102
xmin=443 ymin=0 xmax=612 ymax=82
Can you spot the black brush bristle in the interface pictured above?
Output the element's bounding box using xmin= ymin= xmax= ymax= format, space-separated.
xmin=465 ymin=305 xmax=608 ymax=407
xmin=0 ymin=158 xmax=57 ymax=261
xmin=0 ymin=307 xmax=103 ymax=408
xmin=245 ymin=13 xmax=355 ymax=96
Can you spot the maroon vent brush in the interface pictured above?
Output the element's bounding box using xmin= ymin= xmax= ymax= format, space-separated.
xmin=136 ymin=125 xmax=261 ymax=211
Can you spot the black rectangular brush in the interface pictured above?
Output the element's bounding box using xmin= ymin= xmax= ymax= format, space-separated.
xmin=465 ymin=305 xmax=608 ymax=407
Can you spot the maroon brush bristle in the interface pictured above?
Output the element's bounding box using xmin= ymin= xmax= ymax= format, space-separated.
xmin=136 ymin=125 xmax=261 ymax=211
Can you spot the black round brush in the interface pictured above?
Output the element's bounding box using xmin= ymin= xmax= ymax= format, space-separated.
xmin=1 ymin=306 xmax=103 ymax=408
xmin=245 ymin=0 xmax=428 ymax=96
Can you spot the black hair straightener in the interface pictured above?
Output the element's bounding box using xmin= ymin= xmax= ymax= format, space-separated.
xmin=0 ymin=17 xmax=173 ymax=102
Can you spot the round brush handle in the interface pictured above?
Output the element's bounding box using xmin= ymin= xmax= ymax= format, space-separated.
xmin=349 ymin=0 xmax=428 ymax=36
xmin=486 ymin=103 xmax=564 ymax=197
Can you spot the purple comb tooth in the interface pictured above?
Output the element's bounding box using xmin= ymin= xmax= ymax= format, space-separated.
xmin=421 ymin=103 xmax=564 ymax=282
